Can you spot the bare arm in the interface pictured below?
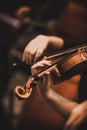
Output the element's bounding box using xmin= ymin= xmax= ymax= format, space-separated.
xmin=43 ymin=87 xmax=78 ymax=117
xmin=37 ymin=74 xmax=87 ymax=130
xmin=31 ymin=59 xmax=87 ymax=130
xmin=31 ymin=59 xmax=78 ymax=117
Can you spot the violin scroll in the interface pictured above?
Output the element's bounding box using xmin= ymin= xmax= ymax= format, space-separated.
xmin=14 ymin=85 xmax=33 ymax=99
xmin=14 ymin=77 xmax=33 ymax=99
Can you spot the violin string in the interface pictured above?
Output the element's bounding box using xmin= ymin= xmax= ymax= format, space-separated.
xmin=12 ymin=44 xmax=87 ymax=66
xmin=47 ymin=44 xmax=87 ymax=59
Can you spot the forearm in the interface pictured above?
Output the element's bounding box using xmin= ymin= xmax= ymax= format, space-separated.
xmin=43 ymin=88 xmax=78 ymax=118
xmin=47 ymin=35 xmax=64 ymax=50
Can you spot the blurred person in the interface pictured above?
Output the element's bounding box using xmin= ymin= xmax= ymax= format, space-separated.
xmin=30 ymin=44 xmax=87 ymax=130
xmin=15 ymin=6 xmax=32 ymax=24
xmin=21 ymin=0 xmax=87 ymax=130
xmin=4 ymin=0 xmax=87 ymax=130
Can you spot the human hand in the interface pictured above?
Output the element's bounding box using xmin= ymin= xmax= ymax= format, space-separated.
xmin=64 ymin=101 xmax=87 ymax=130
xmin=31 ymin=58 xmax=51 ymax=96
xmin=22 ymin=35 xmax=50 ymax=65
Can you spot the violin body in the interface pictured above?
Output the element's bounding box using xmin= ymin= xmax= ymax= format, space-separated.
xmin=51 ymin=51 xmax=87 ymax=84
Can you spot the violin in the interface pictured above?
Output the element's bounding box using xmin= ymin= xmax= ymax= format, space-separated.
xmin=14 ymin=44 xmax=87 ymax=99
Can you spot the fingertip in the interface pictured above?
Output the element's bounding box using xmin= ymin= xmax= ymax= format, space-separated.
xmin=22 ymin=54 xmax=25 ymax=62
xmin=44 ymin=72 xmax=50 ymax=78
xmin=48 ymin=60 xmax=52 ymax=64
xmin=44 ymin=56 xmax=47 ymax=60
xmin=34 ymin=51 xmax=43 ymax=63
xmin=46 ymin=71 xmax=50 ymax=75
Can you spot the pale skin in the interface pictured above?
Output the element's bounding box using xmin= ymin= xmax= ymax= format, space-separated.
xmin=23 ymin=34 xmax=87 ymax=130
xmin=22 ymin=35 xmax=64 ymax=65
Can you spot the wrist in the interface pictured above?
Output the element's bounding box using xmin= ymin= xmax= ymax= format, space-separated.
xmin=41 ymin=88 xmax=53 ymax=99
xmin=47 ymin=36 xmax=64 ymax=50
xmin=37 ymin=34 xmax=50 ymax=43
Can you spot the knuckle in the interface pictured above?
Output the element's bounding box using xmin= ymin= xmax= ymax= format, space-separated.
xmin=37 ymin=51 xmax=42 ymax=56
xmin=30 ymin=51 xmax=35 ymax=55
xmin=31 ymin=65 xmax=34 ymax=70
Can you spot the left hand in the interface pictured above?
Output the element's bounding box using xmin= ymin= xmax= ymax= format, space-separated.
xmin=64 ymin=101 xmax=87 ymax=130
xmin=31 ymin=58 xmax=51 ymax=96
